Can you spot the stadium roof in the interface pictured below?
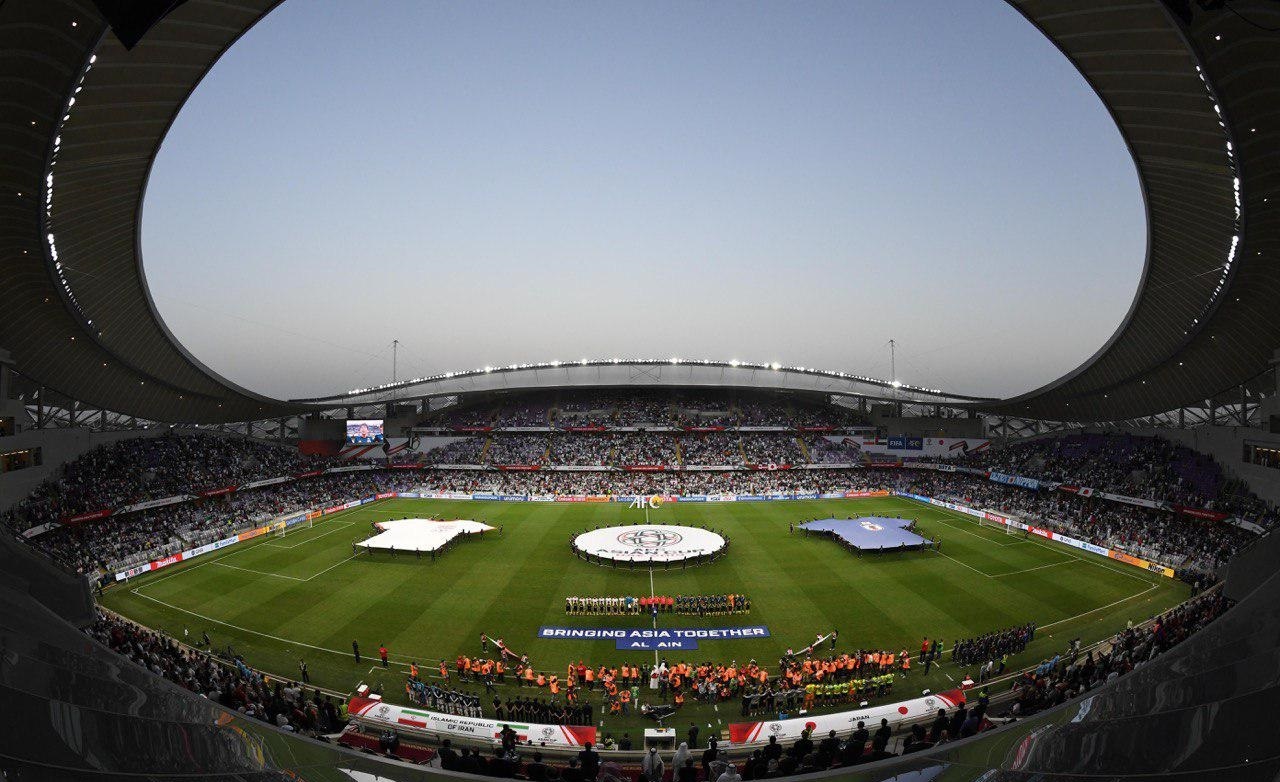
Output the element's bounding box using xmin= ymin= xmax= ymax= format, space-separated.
xmin=293 ymin=358 xmax=994 ymax=408
xmin=980 ymin=0 xmax=1280 ymax=421
xmin=0 ymin=0 xmax=1275 ymax=424
xmin=0 ymin=0 xmax=292 ymax=423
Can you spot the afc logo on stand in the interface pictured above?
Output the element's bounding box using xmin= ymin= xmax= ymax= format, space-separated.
xmin=617 ymin=528 xmax=683 ymax=549
xmin=628 ymin=494 xmax=664 ymax=510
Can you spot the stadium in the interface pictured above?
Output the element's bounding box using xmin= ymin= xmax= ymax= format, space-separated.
xmin=0 ymin=2 xmax=1278 ymax=781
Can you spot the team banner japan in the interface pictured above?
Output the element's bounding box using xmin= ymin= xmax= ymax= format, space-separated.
xmin=729 ymin=689 xmax=966 ymax=744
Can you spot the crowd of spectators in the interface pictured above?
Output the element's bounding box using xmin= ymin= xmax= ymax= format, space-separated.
xmin=904 ymin=470 xmax=1250 ymax=572
xmin=420 ymin=392 xmax=869 ymax=431
xmin=548 ymin=435 xmax=618 ymax=466
xmin=679 ymin=434 xmax=743 ymax=466
xmin=805 ymin=436 xmax=863 ymax=464
xmin=1000 ymin=589 xmax=1229 ymax=719
xmin=486 ymin=435 xmax=550 ymax=465
xmin=11 ymin=427 xmax=1272 ymax=584
xmin=89 ymin=611 xmax=344 ymax=736
xmin=557 ymin=392 xmax=671 ymax=426
xmin=420 ymin=433 xmax=822 ymax=468
xmin=614 ymin=436 xmax=679 ymax=466
xmin=421 ymin=438 xmax=489 ymax=465
xmin=958 ymin=433 xmax=1277 ymax=527
xmin=411 ymin=469 xmax=880 ymax=497
xmin=740 ymin=436 xmax=804 ymax=466
xmin=3 ymin=432 xmax=334 ymax=535
xmin=26 ymin=471 xmax=420 ymax=576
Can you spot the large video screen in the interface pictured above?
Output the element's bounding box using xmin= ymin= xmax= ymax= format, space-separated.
xmin=346 ymin=419 xmax=385 ymax=444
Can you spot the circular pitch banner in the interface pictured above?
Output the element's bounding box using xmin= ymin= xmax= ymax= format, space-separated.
xmin=573 ymin=524 xmax=726 ymax=563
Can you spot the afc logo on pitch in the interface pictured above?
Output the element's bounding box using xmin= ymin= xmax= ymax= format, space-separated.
xmin=628 ymin=494 xmax=665 ymax=510
xmin=617 ymin=528 xmax=683 ymax=549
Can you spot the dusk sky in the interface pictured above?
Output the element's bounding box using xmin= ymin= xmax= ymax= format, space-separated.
xmin=142 ymin=0 xmax=1145 ymax=401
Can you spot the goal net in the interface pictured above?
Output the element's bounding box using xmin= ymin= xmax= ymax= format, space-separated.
xmin=274 ymin=518 xmax=313 ymax=538
xmin=978 ymin=512 xmax=1018 ymax=535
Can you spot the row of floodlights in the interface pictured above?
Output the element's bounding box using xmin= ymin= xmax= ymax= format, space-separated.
xmin=344 ymin=358 xmax=934 ymax=397
xmin=1186 ymin=65 xmax=1241 ymax=334
xmin=43 ymin=53 xmax=98 ymax=330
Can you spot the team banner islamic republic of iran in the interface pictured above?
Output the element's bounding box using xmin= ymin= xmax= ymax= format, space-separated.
xmin=348 ymin=696 xmax=596 ymax=747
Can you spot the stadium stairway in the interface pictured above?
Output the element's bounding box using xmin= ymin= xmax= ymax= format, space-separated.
xmin=796 ymin=436 xmax=810 ymax=461
xmin=479 ymin=436 xmax=492 ymax=463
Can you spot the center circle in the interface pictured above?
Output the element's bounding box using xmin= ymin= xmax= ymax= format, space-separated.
xmin=573 ymin=524 xmax=726 ymax=564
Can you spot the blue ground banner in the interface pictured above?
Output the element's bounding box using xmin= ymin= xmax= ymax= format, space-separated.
xmin=798 ymin=517 xmax=930 ymax=550
xmin=538 ymin=627 xmax=769 ymax=646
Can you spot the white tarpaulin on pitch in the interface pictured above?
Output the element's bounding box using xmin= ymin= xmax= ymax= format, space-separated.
xmin=358 ymin=518 xmax=493 ymax=553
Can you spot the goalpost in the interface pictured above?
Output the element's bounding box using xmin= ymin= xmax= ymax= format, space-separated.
xmin=978 ymin=513 xmax=1018 ymax=535
xmin=274 ymin=517 xmax=313 ymax=538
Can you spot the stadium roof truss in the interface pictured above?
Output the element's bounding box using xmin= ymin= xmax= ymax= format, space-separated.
xmin=0 ymin=0 xmax=1276 ymax=427
xmin=13 ymin=380 xmax=301 ymax=440
xmin=293 ymin=358 xmax=993 ymax=409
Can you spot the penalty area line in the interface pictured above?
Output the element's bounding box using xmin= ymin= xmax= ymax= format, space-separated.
xmin=927 ymin=504 xmax=1163 ymax=587
xmin=130 ymin=533 xmax=279 ymax=593
xmin=931 ymin=549 xmax=995 ymax=578
xmin=988 ymin=559 xmax=1073 ymax=578
xmin=210 ymin=553 xmax=359 ymax=583
xmin=262 ymin=521 xmax=356 ymax=549
xmin=925 ymin=513 xmax=1021 ymax=547
xmin=215 ymin=562 xmax=306 ymax=581
xmin=304 ymin=554 xmax=359 ymax=582
xmin=1037 ymin=582 xmax=1159 ymax=632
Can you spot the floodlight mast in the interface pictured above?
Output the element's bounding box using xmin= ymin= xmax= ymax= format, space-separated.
xmin=888 ymin=339 xmax=898 ymax=402
xmin=392 ymin=339 xmax=399 ymax=402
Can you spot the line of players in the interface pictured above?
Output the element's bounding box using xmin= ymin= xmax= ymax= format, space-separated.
xmin=404 ymin=676 xmax=484 ymax=717
xmin=950 ymin=623 xmax=1037 ymax=667
xmin=564 ymin=593 xmax=751 ymax=616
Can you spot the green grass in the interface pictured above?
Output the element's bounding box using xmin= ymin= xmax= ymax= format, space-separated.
xmin=101 ymin=496 xmax=1188 ymax=737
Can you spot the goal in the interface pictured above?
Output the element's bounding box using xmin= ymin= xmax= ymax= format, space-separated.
xmin=978 ymin=514 xmax=1017 ymax=535
xmin=275 ymin=518 xmax=313 ymax=538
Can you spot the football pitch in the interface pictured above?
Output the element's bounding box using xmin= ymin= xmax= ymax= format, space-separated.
xmin=102 ymin=496 xmax=1189 ymax=733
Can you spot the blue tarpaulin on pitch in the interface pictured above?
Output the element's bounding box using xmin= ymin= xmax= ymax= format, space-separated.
xmin=798 ymin=517 xmax=930 ymax=551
